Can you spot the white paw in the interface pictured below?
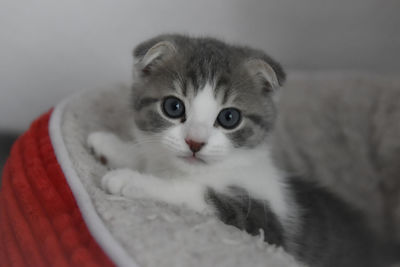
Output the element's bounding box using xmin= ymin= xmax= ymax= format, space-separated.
xmin=101 ymin=169 xmax=149 ymax=198
xmin=87 ymin=131 xmax=119 ymax=166
xmin=101 ymin=169 xmax=130 ymax=195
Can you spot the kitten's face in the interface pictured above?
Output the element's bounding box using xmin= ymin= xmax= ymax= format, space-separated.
xmin=131 ymin=35 xmax=285 ymax=171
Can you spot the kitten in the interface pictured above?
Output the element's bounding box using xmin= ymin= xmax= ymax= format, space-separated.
xmin=87 ymin=34 xmax=398 ymax=267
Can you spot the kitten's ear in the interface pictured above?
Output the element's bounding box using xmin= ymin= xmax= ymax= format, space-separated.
xmin=245 ymin=58 xmax=285 ymax=94
xmin=133 ymin=40 xmax=177 ymax=77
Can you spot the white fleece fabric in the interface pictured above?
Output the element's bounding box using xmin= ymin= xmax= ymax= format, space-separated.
xmin=59 ymin=84 xmax=302 ymax=267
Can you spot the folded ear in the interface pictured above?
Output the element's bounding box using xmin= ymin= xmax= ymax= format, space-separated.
xmin=133 ymin=40 xmax=177 ymax=76
xmin=245 ymin=58 xmax=285 ymax=94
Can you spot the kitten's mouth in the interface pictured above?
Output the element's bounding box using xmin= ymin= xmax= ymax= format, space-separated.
xmin=178 ymin=154 xmax=207 ymax=165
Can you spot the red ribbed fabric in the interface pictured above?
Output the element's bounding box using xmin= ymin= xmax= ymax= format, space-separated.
xmin=0 ymin=111 xmax=115 ymax=267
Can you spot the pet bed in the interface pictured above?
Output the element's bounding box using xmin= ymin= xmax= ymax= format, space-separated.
xmin=0 ymin=86 xmax=300 ymax=267
xmin=1 ymin=72 xmax=399 ymax=267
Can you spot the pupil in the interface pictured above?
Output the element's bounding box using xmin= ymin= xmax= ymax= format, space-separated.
xmin=173 ymin=102 xmax=179 ymax=111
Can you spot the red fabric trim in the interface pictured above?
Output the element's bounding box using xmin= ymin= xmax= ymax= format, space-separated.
xmin=0 ymin=111 xmax=115 ymax=267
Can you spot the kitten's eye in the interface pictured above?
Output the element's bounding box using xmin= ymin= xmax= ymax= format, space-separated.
xmin=217 ymin=108 xmax=241 ymax=129
xmin=162 ymin=96 xmax=185 ymax=119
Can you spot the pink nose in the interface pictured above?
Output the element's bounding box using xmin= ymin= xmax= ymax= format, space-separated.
xmin=185 ymin=139 xmax=205 ymax=153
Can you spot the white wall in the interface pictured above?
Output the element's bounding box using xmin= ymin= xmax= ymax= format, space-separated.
xmin=1 ymin=0 xmax=399 ymax=131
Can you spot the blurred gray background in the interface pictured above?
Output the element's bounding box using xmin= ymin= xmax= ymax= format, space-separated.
xmin=0 ymin=0 xmax=400 ymax=167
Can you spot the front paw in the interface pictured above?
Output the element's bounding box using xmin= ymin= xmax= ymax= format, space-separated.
xmin=87 ymin=131 xmax=118 ymax=166
xmin=101 ymin=169 xmax=147 ymax=198
xmin=102 ymin=169 xmax=130 ymax=195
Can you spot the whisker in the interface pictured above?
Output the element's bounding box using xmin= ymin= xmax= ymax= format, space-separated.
xmin=244 ymin=192 xmax=252 ymax=220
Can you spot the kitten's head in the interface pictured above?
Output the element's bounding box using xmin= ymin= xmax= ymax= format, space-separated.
xmin=131 ymin=34 xmax=285 ymax=171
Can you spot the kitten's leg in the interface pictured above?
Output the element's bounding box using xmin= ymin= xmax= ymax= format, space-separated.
xmin=206 ymin=187 xmax=285 ymax=246
xmin=87 ymin=131 xmax=140 ymax=169
xmin=101 ymin=168 xmax=211 ymax=214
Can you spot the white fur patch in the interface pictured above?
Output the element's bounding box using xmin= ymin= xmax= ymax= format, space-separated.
xmin=159 ymin=83 xmax=233 ymax=165
xmin=185 ymin=83 xmax=219 ymax=142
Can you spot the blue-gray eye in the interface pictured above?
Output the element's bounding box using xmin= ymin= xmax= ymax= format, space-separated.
xmin=162 ymin=96 xmax=185 ymax=119
xmin=217 ymin=108 xmax=241 ymax=129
